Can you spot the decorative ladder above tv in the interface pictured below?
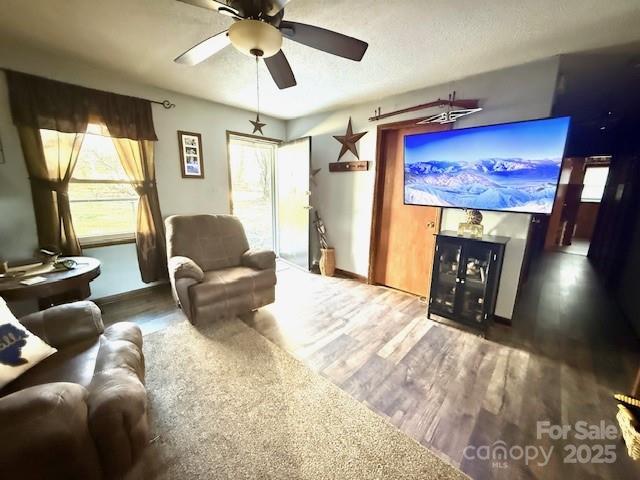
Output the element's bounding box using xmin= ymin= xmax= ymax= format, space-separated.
xmin=427 ymin=231 xmax=509 ymax=333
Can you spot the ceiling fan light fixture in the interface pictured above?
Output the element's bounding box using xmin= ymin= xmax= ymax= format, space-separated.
xmin=229 ymin=19 xmax=282 ymax=58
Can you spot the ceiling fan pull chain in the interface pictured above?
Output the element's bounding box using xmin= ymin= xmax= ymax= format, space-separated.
xmin=256 ymin=55 xmax=260 ymax=119
xmin=249 ymin=54 xmax=267 ymax=135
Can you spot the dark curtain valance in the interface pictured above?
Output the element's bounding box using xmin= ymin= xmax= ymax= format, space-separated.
xmin=5 ymin=70 xmax=157 ymax=141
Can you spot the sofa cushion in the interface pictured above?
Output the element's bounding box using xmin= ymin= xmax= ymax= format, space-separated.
xmin=19 ymin=301 xmax=103 ymax=349
xmin=191 ymin=266 xmax=277 ymax=306
xmin=0 ymin=298 xmax=58 ymax=390
xmin=241 ymin=249 xmax=277 ymax=270
xmin=0 ymin=337 xmax=100 ymax=398
xmin=166 ymin=214 xmax=250 ymax=271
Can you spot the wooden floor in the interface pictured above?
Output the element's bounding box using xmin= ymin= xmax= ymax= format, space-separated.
xmin=555 ymin=239 xmax=590 ymax=256
xmin=100 ymin=253 xmax=640 ymax=480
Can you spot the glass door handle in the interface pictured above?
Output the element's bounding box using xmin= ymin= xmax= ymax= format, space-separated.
xmin=303 ymin=205 xmax=313 ymax=210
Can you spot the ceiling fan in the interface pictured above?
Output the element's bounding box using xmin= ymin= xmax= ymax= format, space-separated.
xmin=174 ymin=0 xmax=369 ymax=89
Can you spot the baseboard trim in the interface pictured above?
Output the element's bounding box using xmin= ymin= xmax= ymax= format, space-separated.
xmin=93 ymin=282 xmax=169 ymax=306
xmin=493 ymin=315 xmax=512 ymax=326
xmin=334 ymin=268 xmax=368 ymax=283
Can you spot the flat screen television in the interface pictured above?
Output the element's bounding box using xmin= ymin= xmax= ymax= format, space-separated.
xmin=403 ymin=116 xmax=570 ymax=214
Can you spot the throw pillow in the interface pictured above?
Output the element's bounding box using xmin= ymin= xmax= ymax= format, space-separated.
xmin=0 ymin=297 xmax=57 ymax=389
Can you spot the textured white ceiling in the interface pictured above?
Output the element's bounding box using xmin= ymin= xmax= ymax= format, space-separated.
xmin=1 ymin=0 xmax=640 ymax=119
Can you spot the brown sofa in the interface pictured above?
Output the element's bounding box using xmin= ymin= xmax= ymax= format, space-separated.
xmin=0 ymin=301 xmax=148 ymax=480
xmin=165 ymin=214 xmax=277 ymax=324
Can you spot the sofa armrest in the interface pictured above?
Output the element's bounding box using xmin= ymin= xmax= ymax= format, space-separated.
xmin=0 ymin=382 xmax=102 ymax=479
xmin=88 ymin=371 xmax=148 ymax=478
xmin=241 ymin=249 xmax=276 ymax=270
xmin=168 ymin=255 xmax=204 ymax=282
xmin=19 ymin=301 xmax=104 ymax=349
xmin=88 ymin=323 xmax=149 ymax=478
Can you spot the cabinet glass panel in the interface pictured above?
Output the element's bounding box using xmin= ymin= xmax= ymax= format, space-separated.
xmin=432 ymin=242 xmax=461 ymax=315
xmin=459 ymin=245 xmax=492 ymax=324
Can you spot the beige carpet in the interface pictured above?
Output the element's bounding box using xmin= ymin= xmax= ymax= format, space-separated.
xmin=143 ymin=318 xmax=467 ymax=479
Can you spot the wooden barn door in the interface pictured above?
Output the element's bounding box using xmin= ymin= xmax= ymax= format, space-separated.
xmin=370 ymin=123 xmax=448 ymax=297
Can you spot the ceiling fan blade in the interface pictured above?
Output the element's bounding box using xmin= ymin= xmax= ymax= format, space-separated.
xmin=279 ymin=21 xmax=368 ymax=61
xmin=264 ymin=50 xmax=297 ymax=89
xmin=174 ymin=30 xmax=230 ymax=65
xmin=176 ymin=0 xmax=240 ymax=17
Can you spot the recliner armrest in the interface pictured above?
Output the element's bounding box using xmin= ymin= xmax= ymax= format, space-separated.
xmin=88 ymin=322 xmax=148 ymax=478
xmin=168 ymin=255 xmax=204 ymax=282
xmin=19 ymin=301 xmax=104 ymax=349
xmin=241 ymin=249 xmax=276 ymax=270
xmin=88 ymin=370 xmax=148 ymax=478
xmin=0 ymin=382 xmax=102 ymax=478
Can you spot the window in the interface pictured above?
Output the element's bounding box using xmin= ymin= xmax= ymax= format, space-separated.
xmin=40 ymin=126 xmax=138 ymax=246
xmin=581 ymin=166 xmax=609 ymax=203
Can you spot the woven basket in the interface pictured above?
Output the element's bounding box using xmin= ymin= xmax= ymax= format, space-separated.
xmin=319 ymin=248 xmax=335 ymax=277
xmin=617 ymin=404 xmax=640 ymax=461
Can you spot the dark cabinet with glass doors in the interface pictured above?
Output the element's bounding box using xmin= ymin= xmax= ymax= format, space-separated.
xmin=428 ymin=231 xmax=509 ymax=332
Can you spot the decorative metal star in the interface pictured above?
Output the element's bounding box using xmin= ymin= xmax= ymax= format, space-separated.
xmin=333 ymin=117 xmax=367 ymax=160
xmin=250 ymin=113 xmax=266 ymax=135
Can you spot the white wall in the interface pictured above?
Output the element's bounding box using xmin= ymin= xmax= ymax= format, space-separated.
xmin=286 ymin=57 xmax=560 ymax=319
xmin=0 ymin=41 xmax=285 ymax=300
xmin=0 ymin=40 xmax=559 ymax=318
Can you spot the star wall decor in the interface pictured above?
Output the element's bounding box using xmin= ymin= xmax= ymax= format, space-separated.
xmin=250 ymin=113 xmax=266 ymax=135
xmin=333 ymin=117 xmax=367 ymax=160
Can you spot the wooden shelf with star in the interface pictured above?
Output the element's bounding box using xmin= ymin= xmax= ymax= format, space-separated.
xmin=329 ymin=161 xmax=369 ymax=172
xmin=330 ymin=117 xmax=370 ymax=172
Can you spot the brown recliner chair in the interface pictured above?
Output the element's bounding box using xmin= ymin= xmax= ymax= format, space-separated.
xmin=0 ymin=301 xmax=148 ymax=480
xmin=165 ymin=214 xmax=277 ymax=324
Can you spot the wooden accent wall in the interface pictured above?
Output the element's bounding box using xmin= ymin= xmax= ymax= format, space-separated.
xmin=574 ymin=202 xmax=600 ymax=239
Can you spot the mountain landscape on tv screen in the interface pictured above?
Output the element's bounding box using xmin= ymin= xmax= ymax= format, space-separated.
xmin=404 ymin=157 xmax=562 ymax=213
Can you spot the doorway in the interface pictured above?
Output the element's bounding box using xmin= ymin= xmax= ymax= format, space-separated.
xmin=544 ymin=156 xmax=611 ymax=256
xmin=227 ymin=133 xmax=278 ymax=251
xmin=369 ymin=121 xmax=448 ymax=297
xmin=276 ymin=137 xmax=312 ymax=270
xmin=227 ymin=132 xmax=312 ymax=269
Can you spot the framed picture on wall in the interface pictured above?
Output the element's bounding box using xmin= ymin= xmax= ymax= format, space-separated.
xmin=178 ymin=131 xmax=204 ymax=179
